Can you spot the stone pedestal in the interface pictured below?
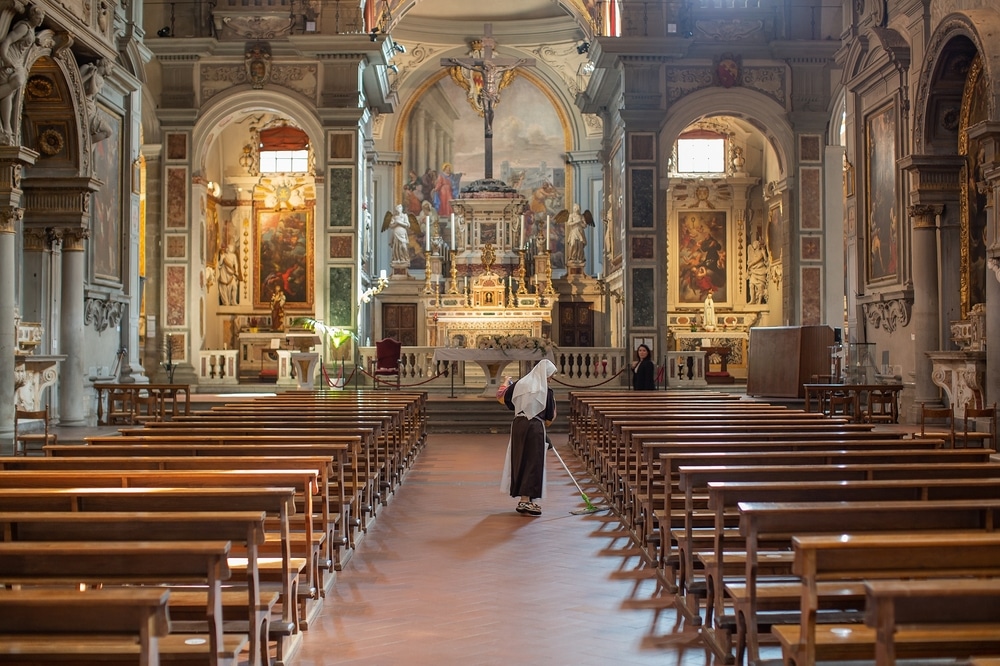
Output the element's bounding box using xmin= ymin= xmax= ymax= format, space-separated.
xmin=926 ymin=350 xmax=987 ymax=419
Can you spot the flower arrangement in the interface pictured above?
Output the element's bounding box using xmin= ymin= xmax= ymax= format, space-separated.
xmin=477 ymin=333 xmax=556 ymax=354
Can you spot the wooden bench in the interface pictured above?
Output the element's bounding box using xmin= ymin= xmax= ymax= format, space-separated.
xmin=0 ymin=486 xmax=301 ymax=665
xmin=696 ymin=474 xmax=1000 ymax=661
xmin=0 ymin=469 xmax=319 ymax=636
xmin=0 ymin=587 xmax=170 ymax=665
xmin=0 ymin=540 xmax=246 ymax=666
xmin=33 ymin=446 xmax=354 ymax=572
xmin=863 ymin=578 xmax=1000 ymax=665
xmin=670 ymin=448 xmax=991 ymax=599
xmin=638 ymin=436 xmax=943 ymax=567
xmin=0 ymin=510 xmax=268 ymax=666
xmin=773 ymin=532 xmax=1000 ymax=665
xmin=739 ymin=500 xmax=1000 ymax=665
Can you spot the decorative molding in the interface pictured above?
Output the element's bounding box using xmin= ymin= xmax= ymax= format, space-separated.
xmin=84 ymin=296 xmax=127 ymax=333
xmin=863 ymin=298 xmax=911 ymax=333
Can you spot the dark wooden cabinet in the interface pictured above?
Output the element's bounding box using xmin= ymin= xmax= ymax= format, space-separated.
xmin=381 ymin=304 xmax=418 ymax=346
xmin=558 ymin=302 xmax=594 ymax=347
xmin=746 ymin=325 xmax=834 ymax=398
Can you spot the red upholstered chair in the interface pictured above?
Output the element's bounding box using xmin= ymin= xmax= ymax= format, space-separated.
xmin=372 ymin=338 xmax=402 ymax=389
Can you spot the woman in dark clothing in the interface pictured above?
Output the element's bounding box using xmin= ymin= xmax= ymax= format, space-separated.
xmin=499 ymin=359 xmax=557 ymax=516
xmin=631 ymin=343 xmax=656 ymax=390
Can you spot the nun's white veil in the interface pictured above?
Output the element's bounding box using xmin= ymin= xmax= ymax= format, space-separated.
xmin=511 ymin=359 xmax=556 ymax=419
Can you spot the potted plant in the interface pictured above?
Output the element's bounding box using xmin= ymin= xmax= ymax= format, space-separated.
xmin=291 ymin=317 xmax=356 ymax=389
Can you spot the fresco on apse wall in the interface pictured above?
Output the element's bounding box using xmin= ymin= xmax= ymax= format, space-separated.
xmin=403 ymin=74 xmax=566 ymax=268
xmin=92 ymin=106 xmax=122 ymax=283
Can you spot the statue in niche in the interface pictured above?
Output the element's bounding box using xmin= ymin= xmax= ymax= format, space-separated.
xmin=0 ymin=5 xmax=44 ymax=143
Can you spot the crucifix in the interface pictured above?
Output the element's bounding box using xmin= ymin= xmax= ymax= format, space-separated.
xmin=441 ymin=24 xmax=535 ymax=180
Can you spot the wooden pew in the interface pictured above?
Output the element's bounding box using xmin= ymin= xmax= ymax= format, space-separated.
xmin=669 ymin=447 xmax=991 ymax=598
xmin=0 ymin=486 xmax=300 ymax=665
xmin=0 ymin=588 xmax=170 ymax=666
xmin=29 ymin=447 xmax=353 ymax=572
xmin=0 ymin=469 xmax=319 ymax=635
xmin=697 ymin=474 xmax=1000 ymax=661
xmin=739 ymin=500 xmax=1000 ymax=665
xmin=0 ymin=510 xmax=268 ymax=666
xmin=120 ymin=423 xmax=385 ymax=526
xmin=863 ymin=578 xmax=1000 ymax=665
xmin=637 ymin=436 xmax=942 ymax=567
xmin=774 ymin=532 xmax=1000 ymax=665
xmin=0 ymin=540 xmax=246 ymax=666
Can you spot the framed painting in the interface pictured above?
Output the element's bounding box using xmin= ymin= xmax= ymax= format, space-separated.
xmin=253 ymin=207 xmax=314 ymax=310
xmin=91 ymin=105 xmax=123 ymax=284
xmin=864 ymin=103 xmax=898 ymax=283
xmin=675 ymin=210 xmax=729 ymax=304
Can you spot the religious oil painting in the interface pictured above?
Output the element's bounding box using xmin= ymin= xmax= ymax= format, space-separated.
xmin=401 ymin=73 xmax=567 ymax=264
xmin=92 ymin=106 xmax=123 ymax=283
xmin=254 ymin=208 xmax=314 ymax=310
xmin=676 ymin=211 xmax=728 ymax=305
xmin=865 ymin=103 xmax=898 ymax=283
xmin=961 ymin=54 xmax=989 ymax=318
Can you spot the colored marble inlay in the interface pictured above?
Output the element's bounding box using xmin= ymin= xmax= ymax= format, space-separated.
xmin=329 ymin=168 xmax=353 ymax=227
xmin=328 ymin=267 xmax=353 ymax=327
xmin=631 ymin=168 xmax=654 ymax=228
xmin=631 ymin=267 xmax=655 ymax=327
xmin=165 ymin=265 xmax=186 ymax=327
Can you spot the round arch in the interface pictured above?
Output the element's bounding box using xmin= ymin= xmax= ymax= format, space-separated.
xmin=191 ymin=88 xmax=326 ymax=176
xmin=659 ymin=86 xmax=795 ymax=181
xmin=913 ymin=9 xmax=1000 ymax=155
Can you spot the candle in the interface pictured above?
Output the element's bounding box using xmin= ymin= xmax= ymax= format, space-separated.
xmin=425 ymin=224 xmax=431 ymax=252
xmin=519 ymin=214 xmax=525 ymax=248
xmin=379 ymin=269 xmax=387 ymax=280
xmin=464 ymin=276 xmax=468 ymax=291
xmin=450 ymin=213 xmax=456 ymax=247
xmin=546 ymin=214 xmax=551 ymax=250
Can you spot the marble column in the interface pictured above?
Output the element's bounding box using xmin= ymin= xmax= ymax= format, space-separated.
xmin=908 ymin=204 xmax=944 ymax=411
xmin=58 ymin=229 xmax=89 ymax=426
xmin=0 ymin=208 xmax=18 ymax=441
xmin=0 ymin=146 xmax=37 ymax=444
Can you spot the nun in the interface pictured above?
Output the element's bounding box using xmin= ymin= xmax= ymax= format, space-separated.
xmin=498 ymin=359 xmax=557 ymax=516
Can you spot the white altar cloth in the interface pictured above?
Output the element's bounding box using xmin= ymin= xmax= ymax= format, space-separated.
xmin=432 ymin=348 xmax=555 ymax=397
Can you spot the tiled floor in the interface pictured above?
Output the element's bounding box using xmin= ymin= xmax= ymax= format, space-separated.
xmin=294 ymin=432 xmax=734 ymax=666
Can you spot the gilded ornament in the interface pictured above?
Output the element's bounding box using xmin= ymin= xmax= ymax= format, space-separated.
xmin=37 ymin=128 xmax=64 ymax=155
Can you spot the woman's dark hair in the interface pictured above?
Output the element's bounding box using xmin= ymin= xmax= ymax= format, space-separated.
xmin=636 ymin=343 xmax=651 ymax=357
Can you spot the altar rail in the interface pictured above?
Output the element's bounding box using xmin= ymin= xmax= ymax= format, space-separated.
xmin=191 ymin=346 xmax=633 ymax=391
xmin=357 ymin=346 xmax=630 ymax=390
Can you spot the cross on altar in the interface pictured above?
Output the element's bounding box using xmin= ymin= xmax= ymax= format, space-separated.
xmin=440 ymin=23 xmax=535 ymax=180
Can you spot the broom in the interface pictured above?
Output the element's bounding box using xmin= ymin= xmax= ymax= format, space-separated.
xmin=549 ymin=444 xmax=611 ymax=515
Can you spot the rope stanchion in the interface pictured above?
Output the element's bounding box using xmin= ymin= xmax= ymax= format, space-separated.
xmin=357 ymin=366 xmax=447 ymax=388
xmin=549 ymin=366 xmax=627 ymax=389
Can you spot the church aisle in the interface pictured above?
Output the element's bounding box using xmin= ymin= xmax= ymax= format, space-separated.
xmin=294 ymin=432 xmax=722 ymax=665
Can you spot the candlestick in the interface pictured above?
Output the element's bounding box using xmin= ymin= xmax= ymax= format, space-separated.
xmin=450 ymin=213 xmax=456 ymax=248
xmin=546 ymin=214 xmax=551 ymax=251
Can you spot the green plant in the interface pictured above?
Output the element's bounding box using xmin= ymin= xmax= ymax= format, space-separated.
xmin=291 ymin=317 xmax=356 ymax=349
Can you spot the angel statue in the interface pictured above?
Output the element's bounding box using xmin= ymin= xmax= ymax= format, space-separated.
xmin=555 ymin=202 xmax=595 ymax=264
xmin=382 ymin=203 xmax=418 ymax=266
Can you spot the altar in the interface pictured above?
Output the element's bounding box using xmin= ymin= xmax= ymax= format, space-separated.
xmin=432 ymin=348 xmax=555 ymax=397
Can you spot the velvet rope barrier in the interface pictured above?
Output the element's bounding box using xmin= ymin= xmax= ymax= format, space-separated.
xmin=548 ymin=366 xmax=628 ymax=388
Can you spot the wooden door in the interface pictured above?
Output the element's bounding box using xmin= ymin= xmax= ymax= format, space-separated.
xmin=382 ymin=303 xmax=418 ymax=346
xmin=558 ymin=302 xmax=594 ymax=347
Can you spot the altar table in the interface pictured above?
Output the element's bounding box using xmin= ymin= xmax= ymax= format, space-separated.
xmin=431 ymin=348 xmax=555 ymax=398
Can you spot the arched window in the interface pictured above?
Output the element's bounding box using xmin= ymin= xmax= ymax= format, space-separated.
xmin=259 ymin=126 xmax=309 ymax=173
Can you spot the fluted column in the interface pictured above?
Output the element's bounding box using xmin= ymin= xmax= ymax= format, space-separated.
xmin=58 ymin=229 xmax=89 ymax=426
xmin=908 ymin=203 xmax=944 ymax=409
